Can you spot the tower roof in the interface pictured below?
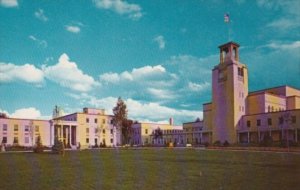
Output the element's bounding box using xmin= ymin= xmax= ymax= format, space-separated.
xmin=218 ymin=41 xmax=240 ymax=49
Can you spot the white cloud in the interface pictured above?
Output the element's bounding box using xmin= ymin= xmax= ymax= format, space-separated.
xmin=93 ymin=0 xmax=143 ymax=20
xmin=258 ymin=0 xmax=300 ymax=30
xmin=126 ymin=98 xmax=202 ymax=124
xmin=11 ymin=107 xmax=41 ymax=119
xmin=147 ymin=88 xmax=176 ymax=100
xmin=153 ymin=35 xmax=165 ymax=50
xmin=0 ymin=0 xmax=18 ymax=7
xmin=34 ymin=9 xmax=48 ymax=22
xmin=100 ymin=65 xmax=169 ymax=83
xmin=99 ymin=72 xmax=121 ymax=84
xmin=67 ymin=94 xmax=202 ymax=124
xmin=0 ymin=62 xmax=44 ymax=84
xmin=263 ymin=41 xmax=300 ymax=50
xmin=188 ymin=81 xmax=210 ymax=92
xmin=29 ymin=35 xmax=47 ymax=48
xmin=43 ymin=53 xmax=100 ymax=92
xmin=65 ymin=25 xmax=81 ymax=33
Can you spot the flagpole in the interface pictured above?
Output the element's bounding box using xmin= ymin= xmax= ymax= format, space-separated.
xmin=224 ymin=13 xmax=230 ymax=42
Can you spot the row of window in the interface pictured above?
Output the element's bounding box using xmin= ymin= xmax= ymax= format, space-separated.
xmin=1 ymin=136 xmax=40 ymax=144
xmin=1 ymin=124 xmax=39 ymax=132
xmin=86 ymin=138 xmax=113 ymax=144
xmin=86 ymin=118 xmax=114 ymax=124
xmin=86 ymin=128 xmax=113 ymax=134
xmin=267 ymin=106 xmax=285 ymax=113
xmin=246 ymin=116 xmax=297 ymax=127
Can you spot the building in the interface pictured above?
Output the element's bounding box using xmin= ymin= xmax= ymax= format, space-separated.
xmin=186 ymin=41 xmax=300 ymax=144
xmin=0 ymin=108 xmax=121 ymax=148
xmin=53 ymin=108 xmax=121 ymax=148
xmin=132 ymin=118 xmax=182 ymax=146
xmin=0 ymin=117 xmax=52 ymax=147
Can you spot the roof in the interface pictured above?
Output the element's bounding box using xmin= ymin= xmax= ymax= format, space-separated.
xmin=218 ymin=41 xmax=240 ymax=49
xmin=249 ymin=85 xmax=300 ymax=96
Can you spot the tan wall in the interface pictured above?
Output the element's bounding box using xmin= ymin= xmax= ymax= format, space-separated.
xmin=0 ymin=118 xmax=51 ymax=147
xmin=287 ymin=96 xmax=300 ymax=110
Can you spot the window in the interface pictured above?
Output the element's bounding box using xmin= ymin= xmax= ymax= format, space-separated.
xmin=2 ymin=137 xmax=7 ymax=143
xmin=257 ymin=119 xmax=261 ymax=126
xmin=14 ymin=125 xmax=18 ymax=131
xmin=145 ymin=129 xmax=148 ymax=134
xmin=110 ymin=120 xmax=113 ymax=124
xmin=102 ymin=129 xmax=105 ymax=134
xmin=291 ymin=116 xmax=296 ymax=123
xmin=247 ymin=120 xmax=251 ymax=128
xmin=25 ymin=125 xmax=29 ymax=132
xmin=145 ymin=138 xmax=148 ymax=143
xmin=279 ymin=117 xmax=284 ymax=124
xmin=238 ymin=67 xmax=244 ymax=77
xmin=95 ymin=118 xmax=98 ymax=123
xmin=102 ymin=119 xmax=105 ymax=124
xmin=3 ymin=124 xmax=7 ymax=131
xmin=35 ymin=126 xmax=39 ymax=132
xmin=110 ymin=138 xmax=113 ymax=143
xmin=25 ymin=137 xmax=29 ymax=144
xmin=13 ymin=137 xmax=18 ymax=144
xmin=86 ymin=128 xmax=89 ymax=133
xmin=86 ymin=118 xmax=89 ymax=123
xmin=86 ymin=138 xmax=89 ymax=143
xmin=110 ymin=129 xmax=113 ymax=134
xmin=94 ymin=128 xmax=98 ymax=133
xmin=268 ymin=118 xmax=272 ymax=126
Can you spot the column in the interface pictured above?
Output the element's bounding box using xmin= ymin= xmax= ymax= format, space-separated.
xmin=247 ymin=131 xmax=250 ymax=143
xmin=60 ymin=125 xmax=63 ymax=140
xmin=200 ymin=132 xmax=203 ymax=144
xmin=237 ymin=133 xmax=240 ymax=144
xmin=69 ymin=126 xmax=72 ymax=146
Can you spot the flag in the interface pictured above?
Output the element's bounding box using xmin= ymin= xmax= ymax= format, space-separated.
xmin=224 ymin=13 xmax=229 ymax=23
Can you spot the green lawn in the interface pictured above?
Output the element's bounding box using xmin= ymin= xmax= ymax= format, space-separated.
xmin=0 ymin=148 xmax=299 ymax=190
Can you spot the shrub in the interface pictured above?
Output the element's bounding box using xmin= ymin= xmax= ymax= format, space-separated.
xmin=213 ymin=140 xmax=221 ymax=147
xmin=33 ymin=135 xmax=44 ymax=153
xmin=223 ymin=140 xmax=230 ymax=147
xmin=52 ymin=136 xmax=64 ymax=154
xmin=260 ymin=135 xmax=273 ymax=147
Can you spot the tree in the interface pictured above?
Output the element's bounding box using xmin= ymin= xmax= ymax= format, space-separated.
xmin=122 ymin=119 xmax=133 ymax=145
xmin=112 ymin=97 xmax=131 ymax=144
xmin=153 ymin=127 xmax=163 ymax=144
xmin=33 ymin=135 xmax=44 ymax=153
xmin=52 ymin=136 xmax=65 ymax=155
xmin=0 ymin=113 xmax=8 ymax=118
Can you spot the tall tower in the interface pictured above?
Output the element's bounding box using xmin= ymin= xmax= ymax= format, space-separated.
xmin=211 ymin=42 xmax=248 ymax=144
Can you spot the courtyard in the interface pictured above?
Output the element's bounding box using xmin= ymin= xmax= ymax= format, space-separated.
xmin=0 ymin=148 xmax=299 ymax=190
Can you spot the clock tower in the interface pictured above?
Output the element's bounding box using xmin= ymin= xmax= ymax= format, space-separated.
xmin=211 ymin=42 xmax=248 ymax=143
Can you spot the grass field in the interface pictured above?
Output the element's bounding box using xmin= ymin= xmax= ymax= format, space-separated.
xmin=0 ymin=148 xmax=299 ymax=190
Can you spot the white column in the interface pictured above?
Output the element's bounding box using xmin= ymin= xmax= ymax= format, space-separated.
xmin=69 ymin=126 xmax=72 ymax=146
xmin=247 ymin=131 xmax=250 ymax=143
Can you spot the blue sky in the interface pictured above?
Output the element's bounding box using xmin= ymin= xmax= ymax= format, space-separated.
xmin=1 ymin=0 xmax=300 ymax=124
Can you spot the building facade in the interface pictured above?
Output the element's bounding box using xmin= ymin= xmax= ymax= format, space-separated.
xmin=132 ymin=118 xmax=182 ymax=146
xmin=188 ymin=41 xmax=300 ymax=144
xmin=0 ymin=118 xmax=52 ymax=147
xmin=0 ymin=108 xmax=121 ymax=148
xmin=53 ymin=108 xmax=121 ymax=148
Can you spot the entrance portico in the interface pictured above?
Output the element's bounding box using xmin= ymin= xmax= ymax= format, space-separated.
xmin=54 ymin=122 xmax=77 ymax=148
